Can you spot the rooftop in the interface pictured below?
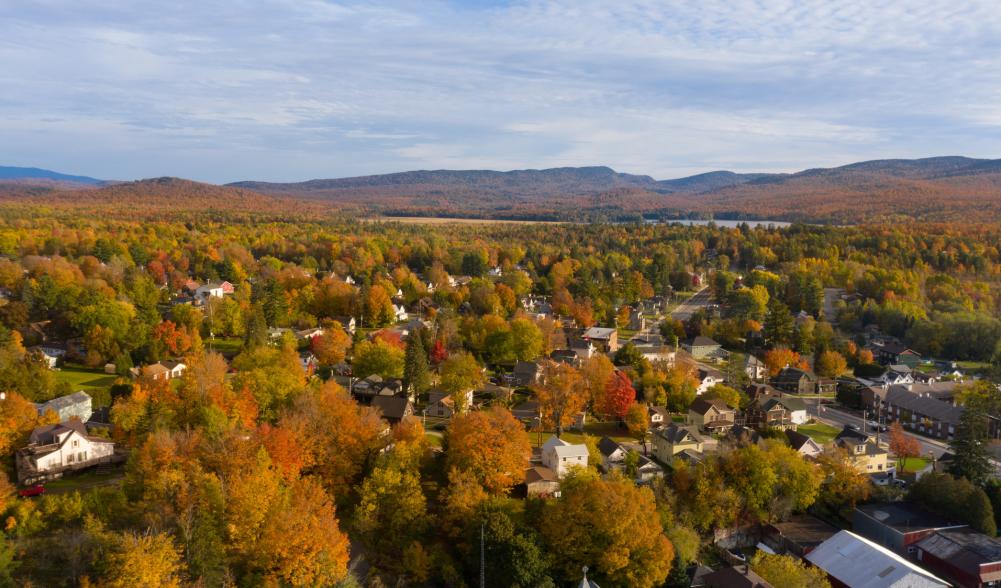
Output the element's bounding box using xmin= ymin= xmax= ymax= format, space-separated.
xmin=806 ymin=530 xmax=949 ymax=588
xmin=856 ymin=502 xmax=963 ymax=534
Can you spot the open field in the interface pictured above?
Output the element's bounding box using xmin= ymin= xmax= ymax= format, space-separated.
xmin=54 ymin=364 xmax=117 ymax=392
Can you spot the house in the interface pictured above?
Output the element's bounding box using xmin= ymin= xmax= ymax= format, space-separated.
xmin=627 ymin=308 xmax=646 ymax=331
xmin=512 ymin=361 xmax=542 ymax=387
xmin=743 ymin=355 xmax=768 ymax=381
xmin=16 ymin=421 xmax=116 ymax=484
xmin=392 ymin=304 xmax=409 ymax=322
xmin=332 ymin=316 xmax=357 ymax=335
xmin=648 ymin=405 xmax=671 ymax=428
xmin=525 ymin=466 xmax=560 ymax=497
xmin=30 ymin=345 xmax=65 ymax=369
xmin=853 ymin=502 xmax=967 ymax=556
xmin=744 ymin=396 xmax=790 ymax=430
xmin=426 ymin=389 xmax=473 ymax=418
xmin=875 ymin=342 xmax=922 ymax=367
xmin=34 ymin=391 xmax=93 ymax=423
xmin=772 ymin=367 xmax=835 ymax=395
xmin=869 ymin=385 xmax=979 ymax=440
xmin=879 ymin=364 xmax=915 ymax=386
xmin=915 ymin=529 xmax=1001 ymax=588
xmin=701 ymin=566 xmax=774 ymax=588
xmin=785 ymin=429 xmax=822 ymax=458
xmin=161 ymin=360 xmax=187 ymax=379
xmin=540 ymin=435 xmax=589 ymax=478
xmin=597 ymin=436 xmax=627 ymax=471
xmin=568 ymin=338 xmax=597 ymax=360
xmin=764 ymin=514 xmax=839 ymax=556
xmin=130 ymin=362 xmax=181 ymax=381
xmin=696 ymin=367 xmax=724 ymax=395
xmin=652 ymin=424 xmax=704 ymax=465
xmin=295 ymin=327 xmax=325 ymax=342
xmin=351 ymin=376 xmax=403 ymax=404
xmin=724 ymin=425 xmax=762 ymax=447
xmin=682 ymin=336 xmax=722 ymax=360
xmin=371 ymin=396 xmax=413 ymax=425
xmin=194 ymin=282 xmax=227 ymax=303
xmin=583 ymin=327 xmax=619 ymax=352
xmin=687 ymin=397 xmax=736 ymax=433
xmin=487 ymin=266 xmax=503 ymax=278
xmin=634 ymin=345 xmax=676 ymax=364
xmin=299 ymin=352 xmax=318 ymax=372
xmin=834 ymin=425 xmax=890 ymax=475
xmin=805 ymin=530 xmax=950 ymax=588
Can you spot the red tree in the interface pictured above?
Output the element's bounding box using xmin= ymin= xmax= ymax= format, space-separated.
xmin=601 ymin=371 xmax=636 ymax=419
xmin=429 ymin=339 xmax=448 ymax=364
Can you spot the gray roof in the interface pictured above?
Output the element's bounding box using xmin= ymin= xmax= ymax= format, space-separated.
xmin=370 ymin=396 xmax=411 ymax=421
xmin=856 ymin=502 xmax=962 ymax=534
xmin=785 ymin=429 xmax=814 ymax=450
xmin=686 ymin=335 xmax=719 ymax=347
xmin=597 ymin=436 xmax=624 ymax=459
xmin=701 ymin=566 xmax=773 ymax=588
xmin=884 ymin=387 xmax=963 ymax=425
xmin=35 ymin=391 xmax=91 ymax=414
xmin=916 ymin=529 xmax=1001 ymax=570
xmin=806 ymin=530 xmax=949 ymax=588
xmin=655 ymin=423 xmax=701 ymax=444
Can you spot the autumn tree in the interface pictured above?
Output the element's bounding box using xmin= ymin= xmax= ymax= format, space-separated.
xmin=446 ymin=407 xmax=531 ymax=494
xmin=354 ymin=451 xmax=429 ymax=573
xmin=599 ymin=371 xmax=636 ymax=420
xmin=439 ymin=352 xmax=485 ymax=413
xmin=100 ymin=530 xmax=184 ymax=588
xmin=533 ymin=361 xmax=586 ymax=437
xmin=352 ymin=338 xmax=405 ymax=379
xmin=541 ymin=475 xmax=674 ymax=588
xmin=816 ymin=447 xmax=871 ymax=512
xmin=815 ymin=350 xmax=848 ymax=378
xmin=311 ymin=324 xmax=352 ymax=366
xmin=624 ymin=402 xmax=650 ymax=450
xmin=580 ymin=354 xmax=615 ymax=410
xmin=763 ymin=347 xmax=805 ymax=377
xmin=887 ymin=422 xmax=921 ymax=470
xmin=751 ymin=553 xmax=831 ymax=588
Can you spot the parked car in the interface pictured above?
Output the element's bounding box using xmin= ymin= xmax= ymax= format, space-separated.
xmin=18 ymin=485 xmax=45 ymax=498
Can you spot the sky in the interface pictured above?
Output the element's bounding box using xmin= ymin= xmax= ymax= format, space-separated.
xmin=2 ymin=0 xmax=1001 ymax=183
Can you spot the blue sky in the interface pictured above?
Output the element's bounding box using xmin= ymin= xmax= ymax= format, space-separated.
xmin=2 ymin=0 xmax=1000 ymax=183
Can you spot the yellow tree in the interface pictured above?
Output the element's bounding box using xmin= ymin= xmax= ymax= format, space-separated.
xmin=751 ymin=553 xmax=831 ymax=588
xmin=446 ymin=406 xmax=530 ymax=494
xmin=541 ymin=475 xmax=674 ymax=588
xmin=533 ymin=361 xmax=586 ymax=437
xmin=101 ymin=530 xmax=184 ymax=588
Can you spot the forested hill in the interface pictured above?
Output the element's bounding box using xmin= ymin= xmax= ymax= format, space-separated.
xmin=224 ymin=156 xmax=1001 ymax=223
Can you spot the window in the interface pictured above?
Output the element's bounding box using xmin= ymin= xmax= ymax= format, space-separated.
xmin=67 ymin=453 xmax=75 ymax=463
xmin=72 ymin=440 xmax=78 ymax=448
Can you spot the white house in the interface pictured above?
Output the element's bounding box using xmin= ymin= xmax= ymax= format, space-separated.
xmin=35 ymin=391 xmax=93 ymax=423
xmin=161 ymin=360 xmax=187 ymax=379
xmin=16 ymin=421 xmax=115 ymax=484
xmin=487 ymin=267 xmax=503 ymax=278
xmin=541 ymin=435 xmax=589 ymax=478
xmin=426 ymin=389 xmax=474 ymax=418
xmin=194 ymin=282 xmax=226 ymax=303
xmin=393 ymin=304 xmax=409 ymax=322
xmin=31 ymin=346 xmax=65 ymax=369
xmin=696 ymin=368 xmax=723 ymax=395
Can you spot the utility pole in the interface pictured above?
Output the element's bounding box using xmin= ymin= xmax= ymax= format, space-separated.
xmin=480 ymin=523 xmax=485 ymax=588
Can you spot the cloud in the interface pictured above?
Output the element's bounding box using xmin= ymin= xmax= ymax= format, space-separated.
xmin=0 ymin=0 xmax=999 ymax=182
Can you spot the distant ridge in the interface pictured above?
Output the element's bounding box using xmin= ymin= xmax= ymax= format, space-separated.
xmin=0 ymin=166 xmax=105 ymax=186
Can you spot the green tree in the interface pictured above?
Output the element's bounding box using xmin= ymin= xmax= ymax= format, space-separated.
xmin=352 ymin=339 xmax=405 ymax=379
xmin=764 ymin=297 xmax=794 ymax=347
xmin=950 ymin=400 xmax=993 ymax=486
xmin=403 ymin=332 xmax=431 ymax=398
xmin=439 ymin=352 xmax=485 ymax=412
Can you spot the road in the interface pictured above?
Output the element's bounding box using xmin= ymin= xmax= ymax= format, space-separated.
xmin=802 ymin=399 xmax=950 ymax=458
xmin=671 ymin=287 xmax=712 ymax=321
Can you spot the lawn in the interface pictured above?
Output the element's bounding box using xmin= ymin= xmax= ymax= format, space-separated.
xmin=797 ymin=422 xmax=841 ymax=444
xmin=43 ymin=470 xmax=123 ymax=495
xmin=897 ymin=456 xmax=931 ymax=473
xmin=55 ymin=363 xmax=117 ymax=393
xmin=206 ymin=337 xmax=243 ymax=356
xmin=527 ymin=420 xmax=634 ymax=448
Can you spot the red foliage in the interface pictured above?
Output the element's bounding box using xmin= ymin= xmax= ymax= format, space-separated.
xmin=601 ymin=371 xmax=636 ymax=419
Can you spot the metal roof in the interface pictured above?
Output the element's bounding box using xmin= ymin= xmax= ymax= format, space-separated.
xmin=806 ymin=530 xmax=950 ymax=588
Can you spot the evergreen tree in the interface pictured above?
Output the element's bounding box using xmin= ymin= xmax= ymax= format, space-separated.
xmin=764 ymin=297 xmax=794 ymax=348
xmin=403 ymin=332 xmax=431 ymax=398
xmin=950 ymin=400 xmax=993 ymax=486
xmin=664 ymin=553 xmax=690 ymax=588
xmin=243 ymin=304 xmax=268 ymax=350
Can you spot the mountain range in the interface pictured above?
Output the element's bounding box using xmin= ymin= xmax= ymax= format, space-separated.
xmin=4 ymin=156 xmax=1001 ymax=223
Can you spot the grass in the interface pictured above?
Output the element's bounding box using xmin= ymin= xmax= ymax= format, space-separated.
xmin=797 ymin=422 xmax=841 ymax=445
xmin=43 ymin=470 xmax=123 ymax=494
xmin=54 ymin=363 xmax=117 ymax=393
xmin=206 ymin=337 xmax=243 ymax=355
xmin=424 ymin=431 xmax=443 ymax=448
xmin=527 ymin=420 xmax=634 ymax=448
xmin=897 ymin=456 xmax=931 ymax=473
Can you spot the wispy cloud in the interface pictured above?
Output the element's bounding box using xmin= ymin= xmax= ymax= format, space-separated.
xmin=0 ymin=0 xmax=999 ymax=182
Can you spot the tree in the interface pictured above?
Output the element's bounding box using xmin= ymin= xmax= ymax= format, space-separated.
xmin=402 ymin=332 xmax=431 ymax=398
xmin=763 ymin=347 xmax=804 ymax=377
xmin=446 ymin=407 xmax=531 ymax=494
xmin=439 ymin=352 xmax=485 ymax=413
xmin=624 ymin=403 xmax=649 ymax=450
xmin=364 ymin=285 xmax=396 ymax=327
xmin=510 ymin=318 xmax=544 ymax=361
xmin=534 ymin=361 xmax=587 ymax=437
xmin=599 ymin=371 xmax=636 ymax=420
xmin=816 ymin=448 xmax=870 ymax=512
xmin=613 ymin=343 xmax=643 ymax=367
xmin=815 ymin=350 xmax=848 ymax=378
xmin=910 ymin=473 xmax=997 ymax=535
xmin=887 ymin=422 xmax=921 ymax=469
xmin=751 ymin=553 xmax=831 ymax=588
xmin=703 ymin=384 xmax=745 ymax=409
xmin=950 ymin=399 xmax=993 ymax=486
xmin=540 ymin=475 xmax=674 ymax=588
xmin=470 ymin=501 xmax=553 ymax=588
xmin=352 ymin=338 xmax=405 ymax=379
xmin=580 ymin=354 xmax=615 ymax=410
xmin=354 ymin=454 xmax=429 ymax=570
xmin=101 ymin=530 xmax=184 ymax=588
xmin=311 ymin=325 xmax=352 ymax=366
xmin=764 ymin=297 xmax=794 ymax=347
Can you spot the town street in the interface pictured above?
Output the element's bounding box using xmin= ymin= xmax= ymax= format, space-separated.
xmin=670 ymin=287 xmax=711 ymax=321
